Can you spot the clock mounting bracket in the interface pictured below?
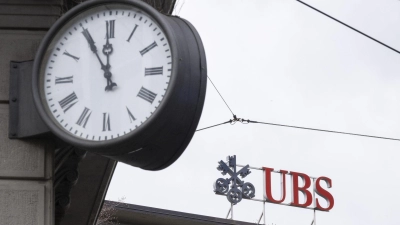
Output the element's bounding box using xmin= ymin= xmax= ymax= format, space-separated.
xmin=9 ymin=60 xmax=51 ymax=139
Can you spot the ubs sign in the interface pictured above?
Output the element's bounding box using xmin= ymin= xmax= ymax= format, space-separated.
xmin=263 ymin=167 xmax=334 ymax=211
xmin=214 ymin=155 xmax=334 ymax=212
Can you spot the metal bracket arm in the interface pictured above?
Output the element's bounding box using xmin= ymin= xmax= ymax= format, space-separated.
xmin=9 ymin=60 xmax=50 ymax=139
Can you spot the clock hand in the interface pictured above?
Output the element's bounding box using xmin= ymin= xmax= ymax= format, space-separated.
xmin=81 ymin=27 xmax=116 ymax=91
xmin=82 ymin=27 xmax=105 ymax=69
xmin=102 ymin=21 xmax=117 ymax=91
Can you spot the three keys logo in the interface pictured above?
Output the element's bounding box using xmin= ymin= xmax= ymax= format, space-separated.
xmin=214 ymin=155 xmax=255 ymax=204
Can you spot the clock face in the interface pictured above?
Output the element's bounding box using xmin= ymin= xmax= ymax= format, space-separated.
xmin=39 ymin=4 xmax=172 ymax=141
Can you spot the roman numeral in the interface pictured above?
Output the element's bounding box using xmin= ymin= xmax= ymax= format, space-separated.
xmin=102 ymin=113 xmax=111 ymax=131
xmin=137 ymin=87 xmax=157 ymax=104
xmin=145 ymin=66 xmax=163 ymax=76
xmin=126 ymin=107 xmax=136 ymax=123
xmin=76 ymin=107 xmax=91 ymax=128
xmin=140 ymin=41 xmax=157 ymax=56
xmin=55 ymin=76 xmax=73 ymax=84
xmin=107 ymin=20 xmax=115 ymax=38
xmin=59 ymin=92 xmax=78 ymax=112
xmin=127 ymin=24 xmax=138 ymax=42
xmin=63 ymin=50 xmax=79 ymax=62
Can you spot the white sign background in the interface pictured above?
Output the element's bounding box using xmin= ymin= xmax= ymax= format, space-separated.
xmin=107 ymin=1 xmax=400 ymax=224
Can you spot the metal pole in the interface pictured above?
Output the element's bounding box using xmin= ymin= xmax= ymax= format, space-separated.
xmin=257 ymin=210 xmax=264 ymax=224
xmin=314 ymin=209 xmax=316 ymax=225
xmin=263 ymin=201 xmax=266 ymax=225
xmin=231 ymin=203 xmax=233 ymax=220
xmin=226 ymin=205 xmax=231 ymax=219
xmin=312 ymin=178 xmax=316 ymax=225
xmin=262 ymin=167 xmax=266 ymax=225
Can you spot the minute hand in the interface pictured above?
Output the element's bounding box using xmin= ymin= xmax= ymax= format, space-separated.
xmin=81 ymin=28 xmax=107 ymax=71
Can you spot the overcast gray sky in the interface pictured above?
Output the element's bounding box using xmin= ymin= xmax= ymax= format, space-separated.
xmin=106 ymin=0 xmax=400 ymax=224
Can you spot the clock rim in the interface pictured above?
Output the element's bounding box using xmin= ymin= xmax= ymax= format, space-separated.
xmin=32 ymin=0 xmax=179 ymax=151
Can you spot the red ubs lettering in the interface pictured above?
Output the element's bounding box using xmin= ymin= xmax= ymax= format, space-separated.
xmin=263 ymin=167 xmax=334 ymax=211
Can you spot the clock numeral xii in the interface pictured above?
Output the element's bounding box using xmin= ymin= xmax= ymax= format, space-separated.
xmin=107 ymin=20 xmax=115 ymax=39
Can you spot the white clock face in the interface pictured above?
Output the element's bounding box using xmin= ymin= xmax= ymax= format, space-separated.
xmin=40 ymin=4 xmax=172 ymax=141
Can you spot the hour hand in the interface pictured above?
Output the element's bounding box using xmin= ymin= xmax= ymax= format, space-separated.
xmin=105 ymin=78 xmax=117 ymax=91
xmin=102 ymin=43 xmax=113 ymax=58
xmin=102 ymin=21 xmax=113 ymax=57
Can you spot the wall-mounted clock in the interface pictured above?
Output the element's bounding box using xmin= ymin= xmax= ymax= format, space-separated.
xmin=32 ymin=0 xmax=207 ymax=170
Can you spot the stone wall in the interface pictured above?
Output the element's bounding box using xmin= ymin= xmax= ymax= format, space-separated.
xmin=0 ymin=1 xmax=63 ymax=224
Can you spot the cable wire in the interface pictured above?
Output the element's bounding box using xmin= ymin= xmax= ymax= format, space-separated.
xmin=207 ymin=76 xmax=235 ymax=116
xmin=197 ymin=1 xmax=400 ymax=140
xmin=195 ymin=116 xmax=400 ymax=142
xmin=196 ymin=121 xmax=230 ymax=132
xmin=296 ymin=0 xmax=400 ymax=55
xmin=249 ymin=120 xmax=400 ymax=142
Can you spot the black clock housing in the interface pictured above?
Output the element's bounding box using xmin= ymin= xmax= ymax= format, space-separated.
xmin=32 ymin=0 xmax=207 ymax=170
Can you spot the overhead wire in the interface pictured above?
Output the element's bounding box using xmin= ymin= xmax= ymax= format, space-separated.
xmin=197 ymin=2 xmax=400 ymax=142
xmin=197 ymin=116 xmax=400 ymax=141
xmin=196 ymin=115 xmax=250 ymax=132
xmin=207 ymin=76 xmax=235 ymax=116
xmin=296 ymin=0 xmax=400 ymax=55
xmin=248 ymin=120 xmax=400 ymax=142
xmin=196 ymin=121 xmax=230 ymax=132
xmin=195 ymin=76 xmax=236 ymax=132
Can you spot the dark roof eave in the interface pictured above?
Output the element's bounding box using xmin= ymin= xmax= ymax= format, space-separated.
xmin=107 ymin=200 xmax=256 ymax=225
